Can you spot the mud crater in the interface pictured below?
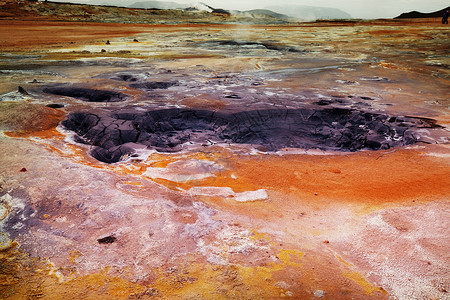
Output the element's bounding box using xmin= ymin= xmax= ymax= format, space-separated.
xmin=43 ymin=86 xmax=126 ymax=102
xmin=129 ymin=81 xmax=178 ymax=90
xmin=202 ymin=40 xmax=303 ymax=53
xmin=61 ymin=107 xmax=441 ymax=163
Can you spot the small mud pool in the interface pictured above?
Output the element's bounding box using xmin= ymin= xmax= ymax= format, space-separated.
xmin=129 ymin=81 xmax=178 ymax=90
xmin=43 ymin=86 xmax=126 ymax=102
xmin=202 ymin=40 xmax=303 ymax=53
xmin=61 ymin=107 xmax=441 ymax=163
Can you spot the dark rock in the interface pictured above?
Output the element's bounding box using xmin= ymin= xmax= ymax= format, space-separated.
xmin=114 ymin=74 xmax=138 ymax=82
xmin=201 ymin=3 xmax=230 ymax=16
xmin=97 ymin=236 xmax=116 ymax=244
xmin=18 ymin=86 xmax=29 ymax=95
xmin=224 ymin=94 xmax=241 ymax=99
xmin=211 ymin=8 xmax=230 ymax=16
xmin=46 ymin=103 xmax=65 ymax=108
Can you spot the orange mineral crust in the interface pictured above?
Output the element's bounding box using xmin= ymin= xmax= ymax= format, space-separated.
xmin=0 ymin=103 xmax=65 ymax=136
xmin=229 ymin=149 xmax=450 ymax=205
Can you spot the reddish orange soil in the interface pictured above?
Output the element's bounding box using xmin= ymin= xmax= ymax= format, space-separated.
xmin=0 ymin=21 xmax=147 ymax=51
xmin=0 ymin=102 xmax=65 ymax=136
xmin=0 ymin=18 xmax=444 ymax=52
xmin=0 ymin=20 xmax=266 ymax=52
xmin=230 ymin=149 xmax=450 ymax=205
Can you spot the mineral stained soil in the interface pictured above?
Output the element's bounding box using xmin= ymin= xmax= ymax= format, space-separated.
xmin=0 ymin=19 xmax=449 ymax=299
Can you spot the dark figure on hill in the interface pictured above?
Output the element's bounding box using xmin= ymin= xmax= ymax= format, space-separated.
xmin=443 ymin=10 xmax=449 ymax=24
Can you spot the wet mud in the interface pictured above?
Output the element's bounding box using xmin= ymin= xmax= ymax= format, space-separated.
xmin=203 ymin=40 xmax=303 ymax=53
xmin=43 ymin=86 xmax=126 ymax=102
xmin=129 ymin=81 xmax=178 ymax=90
xmin=62 ymin=107 xmax=441 ymax=163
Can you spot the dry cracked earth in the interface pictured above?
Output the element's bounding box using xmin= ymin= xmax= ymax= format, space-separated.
xmin=0 ymin=18 xmax=449 ymax=299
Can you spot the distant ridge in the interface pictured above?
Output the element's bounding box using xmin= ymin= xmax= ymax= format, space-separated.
xmin=0 ymin=0 xmax=293 ymax=24
xmin=395 ymin=6 xmax=450 ymax=18
xmin=129 ymin=1 xmax=187 ymax=9
xmin=241 ymin=9 xmax=290 ymax=20
xmin=265 ymin=5 xmax=351 ymax=20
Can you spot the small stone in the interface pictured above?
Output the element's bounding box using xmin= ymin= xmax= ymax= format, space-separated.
xmin=323 ymin=240 xmax=330 ymax=244
xmin=101 ymin=49 xmax=106 ymax=53
xmin=97 ymin=235 xmax=116 ymax=244
xmin=133 ymin=38 xmax=139 ymax=42
xmin=314 ymin=290 xmax=325 ymax=298
xmin=46 ymin=104 xmax=65 ymax=109
xmin=18 ymin=86 xmax=29 ymax=95
xmin=106 ymin=40 xmax=110 ymax=45
xmin=224 ymin=94 xmax=241 ymax=99
xmin=20 ymin=168 xmax=27 ymax=172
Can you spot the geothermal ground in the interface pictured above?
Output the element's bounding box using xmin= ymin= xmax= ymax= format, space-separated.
xmin=0 ymin=18 xmax=449 ymax=299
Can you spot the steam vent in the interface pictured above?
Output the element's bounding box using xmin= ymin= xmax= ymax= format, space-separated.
xmin=0 ymin=1 xmax=449 ymax=299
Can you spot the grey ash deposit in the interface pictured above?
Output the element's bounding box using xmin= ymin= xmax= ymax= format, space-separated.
xmin=61 ymin=107 xmax=441 ymax=163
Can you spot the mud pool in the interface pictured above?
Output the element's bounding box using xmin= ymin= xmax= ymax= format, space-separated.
xmin=62 ymin=107 xmax=441 ymax=163
xmin=0 ymin=20 xmax=449 ymax=299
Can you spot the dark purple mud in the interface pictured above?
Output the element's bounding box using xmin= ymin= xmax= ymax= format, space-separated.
xmin=43 ymin=86 xmax=126 ymax=102
xmin=61 ymin=107 xmax=441 ymax=163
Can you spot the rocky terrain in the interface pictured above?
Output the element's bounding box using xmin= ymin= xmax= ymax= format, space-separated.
xmin=0 ymin=0 xmax=290 ymax=23
xmin=0 ymin=2 xmax=449 ymax=300
xmin=265 ymin=5 xmax=351 ymax=20
xmin=395 ymin=5 xmax=450 ymax=19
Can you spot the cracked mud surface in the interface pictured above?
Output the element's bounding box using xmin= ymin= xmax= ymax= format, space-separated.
xmin=0 ymin=19 xmax=449 ymax=300
xmin=62 ymin=107 xmax=441 ymax=163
